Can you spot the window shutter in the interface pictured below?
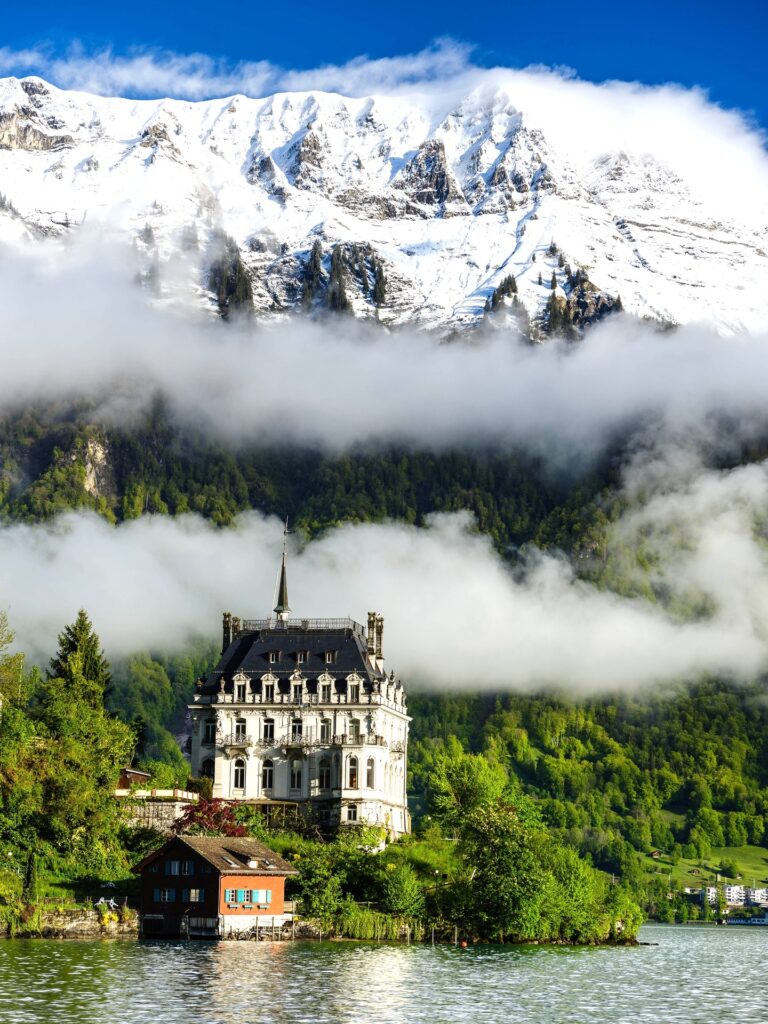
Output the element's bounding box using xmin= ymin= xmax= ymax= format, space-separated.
xmin=164 ymin=862 xmax=170 ymax=875
xmin=237 ymin=889 xmax=245 ymax=903
xmin=200 ymin=889 xmax=205 ymax=903
xmin=153 ymin=887 xmax=160 ymax=903
xmin=266 ymin=890 xmax=272 ymax=905
xmin=170 ymin=889 xmax=176 ymax=902
xmin=182 ymin=889 xmax=189 ymax=903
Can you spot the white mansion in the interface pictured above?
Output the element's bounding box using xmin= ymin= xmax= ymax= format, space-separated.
xmin=189 ymin=554 xmax=411 ymax=836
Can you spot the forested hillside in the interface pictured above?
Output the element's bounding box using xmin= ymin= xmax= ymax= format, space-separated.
xmin=0 ymin=403 xmax=615 ymax=552
xmin=4 ymin=398 xmax=768 ymax=919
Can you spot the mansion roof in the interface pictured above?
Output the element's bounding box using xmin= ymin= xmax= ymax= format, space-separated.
xmin=200 ymin=619 xmax=385 ymax=697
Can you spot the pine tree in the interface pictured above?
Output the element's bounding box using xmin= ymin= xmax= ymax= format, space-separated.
xmin=614 ymin=294 xmax=624 ymax=312
xmin=327 ymin=245 xmax=351 ymax=313
xmin=208 ymin=234 xmax=253 ymax=318
xmin=551 ymin=272 xmax=557 ymax=290
xmin=373 ymin=260 xmax=386 ymax=307
xmin=558 ymin=253 xmax=565 ymax=268
xmin=301 ymin=239 xmax=324 ymax=308
xmin=22 ymin=851 xmax=37 ymax=904
xmin=538 ymin=272 xmax=543 ymax=286
xmin=548 ymin=240 xmax=557 ymax=257
xmin=139 ymin=222 xmax=155 ymax=246
xmin=48 ymin=608 xmax=111 ymax=702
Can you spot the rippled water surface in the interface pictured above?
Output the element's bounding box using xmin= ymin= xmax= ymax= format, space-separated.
xmin=0 ymin=925 xmax=765 ymax=1023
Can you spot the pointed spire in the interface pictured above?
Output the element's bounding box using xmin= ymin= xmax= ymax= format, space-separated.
xmin=274 ymin=518 xmax=291 ymax=621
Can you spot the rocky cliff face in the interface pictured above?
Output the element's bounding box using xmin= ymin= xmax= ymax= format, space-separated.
xmin=0 ymin=75 xmax=765 ymax=334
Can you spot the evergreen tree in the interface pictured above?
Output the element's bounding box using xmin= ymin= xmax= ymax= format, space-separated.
xmin=538 ymin=272 xmax=543 ymax=286
xmin=208 ymin=234 xmax=253 ymax=318
xmin=373 ymin=259 xmax=386 ymax=307
xmin=551 ymin=272 xmax=557 ymax=290
xmin=48 ymin=609 xmax=111 ymax=701
xmin=614 ymin=294 xmax=624 ymax=312
xmin=301 ymin=239 xmax=324 ymax=308
xmin=327 ymin=245 xmax=351 ymax=313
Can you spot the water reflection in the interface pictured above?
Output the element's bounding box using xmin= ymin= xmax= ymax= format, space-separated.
xmin=1 ymin=928 xmax=767 ymax=1024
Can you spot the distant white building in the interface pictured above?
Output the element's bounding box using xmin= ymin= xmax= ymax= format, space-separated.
xmin=746 ymin=887 xmax=768 ymax=906
xmin=724 ymin=884 xmax=746 ymax=906
xmin=703 ymin=887 xmax=718 ymax=905
xmin=189 ymin=548 xmax=410 ymax=836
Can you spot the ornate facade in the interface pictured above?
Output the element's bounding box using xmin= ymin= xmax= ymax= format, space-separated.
xmin=189 ymin=555 xmax=410 ymax=836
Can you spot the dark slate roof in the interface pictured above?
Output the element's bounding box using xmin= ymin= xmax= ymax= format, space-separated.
xmin=135 ymin=836 xmax=297 ymax=876
xmin=201 ymin=621 xmax=381 ymax=695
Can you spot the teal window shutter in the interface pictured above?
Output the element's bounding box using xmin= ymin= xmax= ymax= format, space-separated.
xmin=182 ymin=889 xmax=189 ymax=903
xmin=153 ymin=887 xmax=160 ymax=902
xmin=266 ymin=890 xmax=272 ymax=904
xmin=200 ymin=889 xmax=205 ymax=903
xmin=237 ymin=889 xmax=245 ymax=903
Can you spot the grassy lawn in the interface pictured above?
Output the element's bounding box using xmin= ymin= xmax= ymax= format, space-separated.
xmin=642 ymin=844 xmax=768 ymax=887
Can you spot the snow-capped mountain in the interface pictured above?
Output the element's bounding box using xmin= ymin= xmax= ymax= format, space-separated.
xmin=1 ymin=75 xmax=766 ymax=333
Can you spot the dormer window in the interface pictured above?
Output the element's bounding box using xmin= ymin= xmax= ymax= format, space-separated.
xmin=235 ymin=681 xmax=246 ymax=702
xmin=296 ymin=651 xmax=307 ymax=665
xmin=292 ymin=683 xmax=303 ymax=704
xmin=268 ymin=651 xmax=278 ymax=664
xmin=348 ymin=683 xmax=359 ymax=703
xmin=325 ymin=651 xmax=337 ymax=665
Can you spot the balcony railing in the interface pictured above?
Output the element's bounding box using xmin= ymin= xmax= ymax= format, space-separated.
xmin=215 ymin=731 xmax=397 ymax=750
xmin=217 ymin=732 xmax=253 ymax=747
xmin=239 ymin=617 xmax=366 ymax=640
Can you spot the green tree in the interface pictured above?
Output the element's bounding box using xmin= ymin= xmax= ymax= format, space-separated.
xmin=301 ymin=239 xmax=324 ymax=307
xmin=48 ymin=608 xmax=111 ymax=700
xmin=380 ymin=864 xmax=425 ymax=917
xmin=427 ymin=742 xmax=508 ymax=831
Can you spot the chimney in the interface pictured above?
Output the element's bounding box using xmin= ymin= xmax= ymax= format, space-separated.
xmin=367 ymin=612 xmax=377 ymax=656
xmin=232 ymin=616 xmax=241 ymax=638
xmin=375 ymin=615 xmax=384 ymax=657
xmin=222 ymin=612 xmax=232 ymax=654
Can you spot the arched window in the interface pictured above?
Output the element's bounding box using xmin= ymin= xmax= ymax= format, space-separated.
xmin=234 ymin=717 xmax=246 ymax=741
xmin=366 ymin=758 xmax=375 ymax=789
xmin=233 ymin=758 xmax=246 ymax=790
xmin=290 ymin=759 xmax=303 ymax=790
xmin=348 ymin=756 xmax=358 ymax=789
xmin=201 ymin=758 xmax=214 ymax=779
xmin=319 ymin=758 xmax=331 ymax=790
xmin=333 ymin=753 xmax=341 ymax=787
xmin=262 ymin=759 xmax=274 ymax=790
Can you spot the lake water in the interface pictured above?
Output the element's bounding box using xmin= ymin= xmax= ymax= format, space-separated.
xmin=0 ymin=925 xmax=764 ymax=1024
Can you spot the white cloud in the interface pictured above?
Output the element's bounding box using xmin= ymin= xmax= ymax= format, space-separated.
xmin=0 ymin=242 xmax=768 ymax=462
xmin=3 ymin=452 xmax=768 ymax=695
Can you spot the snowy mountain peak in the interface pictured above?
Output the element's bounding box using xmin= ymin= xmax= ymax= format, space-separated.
xmin=0 ymin=75 xmax=766 ymax=333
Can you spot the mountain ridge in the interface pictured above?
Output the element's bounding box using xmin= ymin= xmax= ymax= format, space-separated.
xmin=1 ymin=74 xmax=766 ymax=333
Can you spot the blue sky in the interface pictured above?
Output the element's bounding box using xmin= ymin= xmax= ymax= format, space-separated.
xmin=2 ymin=0 xmax=766 ymax=131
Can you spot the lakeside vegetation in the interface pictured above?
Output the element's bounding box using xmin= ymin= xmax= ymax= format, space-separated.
xmin=3 ymin=404 xmax=768 ymax=937
xmin=0 ymin=611 xmax=640 ymax=943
